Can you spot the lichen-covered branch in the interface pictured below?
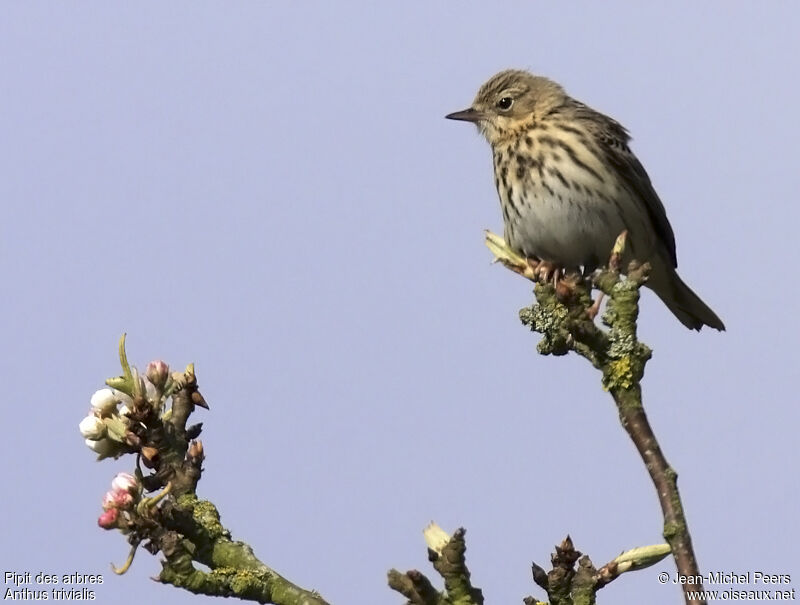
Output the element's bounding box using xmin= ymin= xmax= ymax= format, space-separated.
xmin=389 ymin=527 xmax=669 ymax=605
xmin=153 ymin=494 xmax=329 ymax=605
xmin=80 ymin=336 xmax=329 ymax=605
xmin=486 ymin=231 xmax=705 ymax=605
xmin=388 ymin=524 xmax=484 ymax=605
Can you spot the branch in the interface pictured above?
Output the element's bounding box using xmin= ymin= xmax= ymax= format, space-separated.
xmin=485 ymin=231 xmax=706 ymax=605
xmin=80 ymin=336 xmax=329 ymax=605
xmin=390 ymin=527 xmax=669 ymax=605
xmin=388 ymin=523 xmax=484 ymax=605
xmin=156 ymin=494 xmax=328 ymax=605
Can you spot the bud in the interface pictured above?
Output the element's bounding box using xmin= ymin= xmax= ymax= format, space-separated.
xmin=78 ymin=415 xmax=106 ymax=440
xmin=111 ymin=472 xmax=139 ymax=495
xmin=110 ymin=488 xmax=134 ymax=509
xmin=97 ymin=507 xmax=119 ymax=529
xmin=102 ymin=491 xmax=116 ymax=510
xmin=613 ymin=543 xmax=671 ymax=573
xmin=84 ymin=437 xmax=118 ymax=458
xmin=102 ymin=489 xmax=133 ymax=510
xmin=90 ymin=389 xmax=119 ymax=416
xmin=423 ymin=521 xmax=451 ymax=555
xmin=191 ymin=391 xmax=209 ymax=409
xmin=187 ymin=440 xmax=204 ymax=460
xmin=145 ymin=360 xmax=170 ymax=390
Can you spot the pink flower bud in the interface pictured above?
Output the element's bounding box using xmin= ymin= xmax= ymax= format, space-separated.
xmin=102 ymin=491 xmax=116 ymax=510
xmin=111 ymin=472 xmax=138 ymax=495
xmin=97 ymin=508 xmax=119 ymax=529
xmin=103 ymin=489 xmax=133 ymax=510
xmin=145 ymin=360 xmax=170 ymax=389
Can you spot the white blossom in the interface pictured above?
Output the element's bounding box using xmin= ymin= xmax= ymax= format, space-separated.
xmin=89 ymin=389 xmax=118 ymax=416
xmin=78 ymin=415 xmax=105 ymax=440
xmin=84 ymin=437 xmax=117 ymax=457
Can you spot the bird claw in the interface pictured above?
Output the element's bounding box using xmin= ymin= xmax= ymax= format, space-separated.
xmin=526 ymin=259 xmax=562 ymax=287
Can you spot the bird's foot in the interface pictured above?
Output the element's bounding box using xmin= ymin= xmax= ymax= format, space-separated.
xmin=526 ymin=259 xmax=562 ymax=287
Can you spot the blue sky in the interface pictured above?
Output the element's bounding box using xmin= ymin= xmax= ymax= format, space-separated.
xmin=2 ymin=3 xmax=798 ymax=604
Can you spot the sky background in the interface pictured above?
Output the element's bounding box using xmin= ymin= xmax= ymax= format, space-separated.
xmin=2 ymin=2 xmax=798 ymax=604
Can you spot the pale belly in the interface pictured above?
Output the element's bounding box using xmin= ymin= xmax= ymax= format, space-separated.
xmin=498 ymin=159 xmax=655 ymax=269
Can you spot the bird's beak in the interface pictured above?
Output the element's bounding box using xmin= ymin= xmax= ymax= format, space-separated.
xmin=445 ymin=107 xmax=484 ymax=123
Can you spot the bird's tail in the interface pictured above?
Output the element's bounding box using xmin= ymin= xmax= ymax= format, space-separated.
xmin=646 ymin=255 xmax=725 ymax=331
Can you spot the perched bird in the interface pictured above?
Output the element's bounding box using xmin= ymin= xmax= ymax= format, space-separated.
xmin=446 ymin=70 xmax=724 ymax=331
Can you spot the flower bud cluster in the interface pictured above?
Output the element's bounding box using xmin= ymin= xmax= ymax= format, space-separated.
xmin=79 ymin=389 xmax=133 ymax=459
xmin=80 ymin=349 xmax=207 ymax=543
xmin=97 ymin=472 xmax=140 ymax=530
xmin=78 ymin=360 xmax=170 ymax=460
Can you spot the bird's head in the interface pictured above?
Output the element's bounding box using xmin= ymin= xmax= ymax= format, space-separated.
xmin=446 ymin=70 xmax=567 ymax=145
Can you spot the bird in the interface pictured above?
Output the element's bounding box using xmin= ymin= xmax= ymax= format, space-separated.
xmin=445 ymin=69 xmax=724 ymax=331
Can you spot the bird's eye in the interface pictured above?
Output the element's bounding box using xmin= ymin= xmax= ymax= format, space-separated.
xmin=496 ymin=97 xmax=514 ymax=110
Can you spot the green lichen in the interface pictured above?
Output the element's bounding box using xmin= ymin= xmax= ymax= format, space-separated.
xmin=192 ymin=499 xmax=225 ymax=539
xmin=520 ymin=286 xmax=572 ymax=356
xmin=607 ymin=332 xmax=636 ymax=358
xmin=603 ymin=357 xmax=634 ymax=391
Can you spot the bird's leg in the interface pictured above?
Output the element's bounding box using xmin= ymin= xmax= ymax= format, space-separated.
xmin=552 ymin=267 xmax=562 ymax=289
xmin=587 ymin=292 xmax=605 ymax=320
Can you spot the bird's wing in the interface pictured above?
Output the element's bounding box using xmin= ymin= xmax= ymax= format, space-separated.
xmin=575 ymin=104 xmax=678 ymax=268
